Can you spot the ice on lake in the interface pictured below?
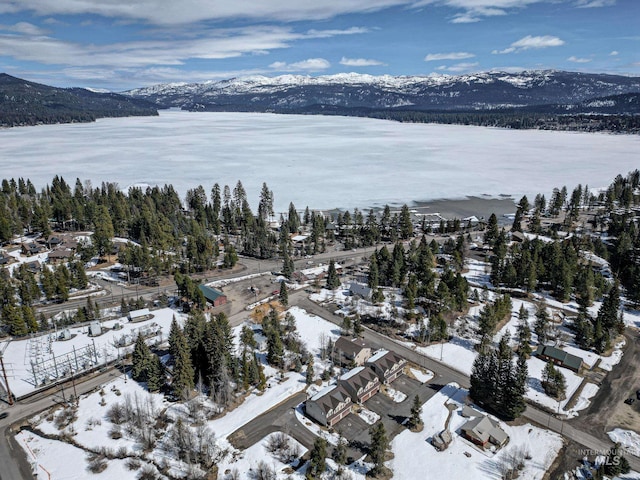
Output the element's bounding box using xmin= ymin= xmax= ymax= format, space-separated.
xmin=1 ymin=110 xmax=638 ymax=211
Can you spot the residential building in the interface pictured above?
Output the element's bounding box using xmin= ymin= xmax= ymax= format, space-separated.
xmin=334 ymin=336 xmax=372 ymax=367
xmin=534 ymin=345 xmax=584 ymax=373
xmin=339 ymin=366 xmax=381 ymax=403
xmin=305 ymin=384 xmax=352 ymax=427
xmin=349 ymin=282 xmax=372 ymax=300
xmin=366 ymin=349 xmax=406 ymax=384
xmin=460 ymin=415 xmax=509 ymax=449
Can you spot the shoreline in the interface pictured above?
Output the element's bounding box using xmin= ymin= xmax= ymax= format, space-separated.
xmin=412 ymin=196 xmax=517 ymax=223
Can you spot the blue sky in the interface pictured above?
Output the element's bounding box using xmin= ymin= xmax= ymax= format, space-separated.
xmin=0 ymin=0 xmax=638 ymax=90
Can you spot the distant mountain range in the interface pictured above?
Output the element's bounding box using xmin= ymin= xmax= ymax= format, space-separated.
xmin=122 ymin=70 xmax=640 ymax=115
xmin=0 ymin=73 xmax=158 ymax=127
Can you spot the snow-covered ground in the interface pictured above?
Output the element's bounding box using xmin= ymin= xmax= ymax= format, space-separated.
xmin=2 ymin=111 xmax=639 ymax=211
xmin=0 ymin=308 xmax=185 ymax=397
xmin=409 ymin=367 xmax=434 ymax=383
xmin=286 ymin=306 xmax=340 ymax=357
xmin=608 ymin=429 xmax=640 ymax=457
xmin=388 ymin=383 xmax=563 ymax=479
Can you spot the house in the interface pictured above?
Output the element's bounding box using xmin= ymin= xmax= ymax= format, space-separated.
xmin=128 ymin=308 xmax=151 ymax=322
xmin=0 ymin=254 xmax=11 ymax=266
xmin=198 ymin=284 xmax=228 ymax=307
xmin=460 ymin=415 xmax=509 ymax=449
xmin=366 ymin=349 xmax=406 ymax=384
xmin=534 ymin=345 xmax=584 ymax=373
xmin=305 ymin=384 xmax=352 ymax=427
xmin=334 ymin=336 xmax=372 ymax=367
xmin=24 ymin=261 xmax=41 ymax=273
xmin=349 ymin=282 xmax=372 ymax=301
xmin=48 ymin=249 xmax=75 ymax=264
xmin=339 ymin=366 xmax=381 ymax=403
xmin=21 ymin=242 xmax=42 ymax=256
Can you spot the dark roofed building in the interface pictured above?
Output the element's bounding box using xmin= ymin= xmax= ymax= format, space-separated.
xmin=366 ymin=349 xmax=406 ymax=384
xmin=334 ymin=336 xmax=372 ymax=367
xmin=48 ymin=249 xmax=75 ymax=264
xmin=339 ymin=366 xmax=381 ymax=403
xmin=305 ymin=384 xmax=352 ymax=427
xmin=349 ymin=282 xmax=372 ymax=300
xmin=21 ymin=242 xmax=42 ymax=256
xmin=534 ymin=345 xmax=584 ymax=373
xmin=198 ymin=284 xmax=228 ymax=307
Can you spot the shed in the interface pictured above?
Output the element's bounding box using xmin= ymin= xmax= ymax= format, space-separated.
xmin=128 ymin=308 xmax=151 ymax=322
xmin=198 ymin=284 xmax=228 ymax=307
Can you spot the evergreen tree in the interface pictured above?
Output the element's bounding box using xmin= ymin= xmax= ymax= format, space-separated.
xmin=517 ymin=305 xmax=532 ymax=357
xmin=541 ymin=361 xmax=566 ymax=399
xmin=369 ymin=422 xmax=389 ymax=476
xmin=408 ymin=394 xmax=423 ymax=430
xmin=278 ymin=281 xmax=288 ymax=306
xmin=147 ymin=354 xmax=164 ymax=392
xmin=306 ymin=437 xmax=327 ymax=480
xmin=171 ymin=322 xmax=195 ymax=398
xmin=306 ymin=357 xmax=315 ymax=385
xmin=326 ymin=259 xmax=340 ymax=289
xmin=534 ymin=302 xmax=549 ymax=344
xmin=131 ymin=334 xmax=152 ymax=383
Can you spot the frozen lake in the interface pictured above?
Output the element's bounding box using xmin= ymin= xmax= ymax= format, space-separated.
xmin=1 ymin=110 xmax=639 ymax=212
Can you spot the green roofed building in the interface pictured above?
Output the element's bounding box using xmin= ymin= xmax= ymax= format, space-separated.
xmin=534 ymin=345 xmax=584 ymax=373
xmin=198 ymin=284 xmax=228 ymax=307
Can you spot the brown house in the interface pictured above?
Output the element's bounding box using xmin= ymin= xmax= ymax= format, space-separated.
xmin=334 ymin=336 xmax=372 ymax=367
xmin=339 ymin=366 xmax=381 ymax=404
xmin=460 ymin=415 xmax=509 ymax=449
xmin=198 ymin=284 xmax=228 ymax=307
xmin=366 ymin=349 xmax=406 ymax=384
xmin=305 ymin=384 xmax=352 ymax=427
xmin=534 ymin=345 xmax=584 ymax=373
xmin=48 ymin=249 xmax=75 ymax=264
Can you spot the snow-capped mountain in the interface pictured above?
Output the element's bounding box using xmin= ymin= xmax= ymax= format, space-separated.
xmin=122 ymin=70 xmax=640 ymax=113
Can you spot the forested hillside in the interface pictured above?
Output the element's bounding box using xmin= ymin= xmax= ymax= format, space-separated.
xmin=0 ymin=74 xmax=158 ymax=127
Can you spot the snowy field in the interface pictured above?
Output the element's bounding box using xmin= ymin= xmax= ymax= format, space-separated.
xmin=1 ymin=110 xmax=639 ymax=211
xmin=389 ymin=383 xmax=563 ymax=480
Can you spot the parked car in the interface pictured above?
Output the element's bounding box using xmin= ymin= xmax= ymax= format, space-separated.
xmin=0 ymin=412 xmax=8 ymax=420
xmin=625 ymin=398 xmax=635 ymax=405
xmin=636 ymin=389 xmax=640 ymax=400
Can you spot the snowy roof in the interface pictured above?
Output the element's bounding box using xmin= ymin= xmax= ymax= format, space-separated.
xmin=310 ymin=384 xmax=337 ymax=402
xmin=461 ymin=415 xmax=508 ymax=445
xmin=291 ymin=235 xmax=309 ymax=242
xmin=128 ymin=308 xmax=150 ymax=318
xmin=339 ymin=366 xmax=365 ymax=381
xmin=367 ymin=349 xmax=389 ymax=364
xmin=308 ymin=384 xmax=352 ymax=414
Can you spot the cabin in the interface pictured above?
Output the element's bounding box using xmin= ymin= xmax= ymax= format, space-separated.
xmin=366 ymin=349 xmax=406 ymax=384
xmin=305 ymin=384 xmax=352 ymax=427
xmin=534 ymin=345 xmax=584 ymax=373
xmin=334 ymin=336 xmax=372 ymax=367
xmin=339 ymin=366 xmax=381 ymax=404
xmin=48 ymin=248 xmax=75 ymax=264
xmin=21 ymin=242 xmax=43 ymax=256
xmin=460 ymin=415 xmax=509 ymax=449
xmin=198 ymin=284 xmax=228 ymax=307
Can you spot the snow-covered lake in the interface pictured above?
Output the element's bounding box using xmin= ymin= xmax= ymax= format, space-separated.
xmin=1 ymin=110 xmax=639 ymax=211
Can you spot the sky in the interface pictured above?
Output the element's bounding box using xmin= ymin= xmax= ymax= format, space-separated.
xmin=0 ymin=0 xmax=638 ymax=91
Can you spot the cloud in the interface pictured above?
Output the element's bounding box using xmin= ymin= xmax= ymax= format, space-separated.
xmin=435 ymin=62 xmax=479 ymax=72
xmin=0 ymin=22 xmax=48 ymax=35
xmin=339 ymin=57 xmax=386 ymax=66
xmin=307 ymin=27 xmax=369 ymax=38
xmin=609 ymin=50 xmax=619 ymax=56
xmin=270 ymin=58 xmax=331 ymax=72
xmin=575 ymin=0 xmax=616 ymax=7
xmin=0 ymin=0 xmax=423 ymax=25
xmin=567 ymin=55 xmax=591 ymax=63
xmin=424 ymin=52 xmax=475 ymax=62
xmin=492 ymin=35 xmax=565 ymax=54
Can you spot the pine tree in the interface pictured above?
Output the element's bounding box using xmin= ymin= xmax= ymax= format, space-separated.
xmin=517 ymin=305 xmax=532 ymax=357
xmin=409 ymin=394 xmax=423 ymax=430
xmin=254 ymin=352 xmax=266 ymax=391
xmin=131 ymin=334 xmax=152 ymax=382
xmin=307 ymin=437 xmax=327 ymax=479
xmin=147 ymin=354 xmax=164 ymax=393
xmin=534 ymin=302 xmax=549 ymax=344
xmin=326 ymin=259 xmax=340 ymax=289
xmin=279 ymin=281 xmax=288 ymax=307
xmin=306 ymin=357 xmax=315 ymax=385
xmin=369 ymin=422 xmax=389 ymax=476
xmin=171 ymin=324 xmax=195 ymax=398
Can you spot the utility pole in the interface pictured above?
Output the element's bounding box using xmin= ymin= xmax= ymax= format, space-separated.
xmin=0 ymin=354 xmax=14 ymax=405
